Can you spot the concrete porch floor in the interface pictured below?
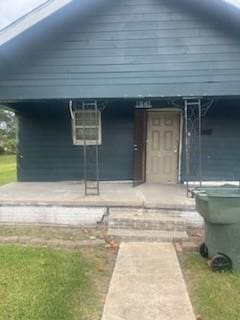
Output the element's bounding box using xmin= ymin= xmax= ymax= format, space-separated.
xmin=0 ymin=182 xmax=195 ymax=210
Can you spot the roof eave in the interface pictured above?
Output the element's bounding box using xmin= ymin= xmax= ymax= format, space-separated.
xmin=0 ymin=0 xmax=73 ymax=47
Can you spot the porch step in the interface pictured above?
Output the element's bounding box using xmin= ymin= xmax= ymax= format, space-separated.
xmin=107 ymin=208 xmax=188 ymax=242
xmin=109 ymin=209 xmax=186 ymax=232
xmin=107 ymin=228 xmax=188 ymax=242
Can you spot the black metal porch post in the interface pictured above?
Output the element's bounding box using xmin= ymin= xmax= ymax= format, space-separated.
xmin=184 ymin=98 xmax=203 ymax=197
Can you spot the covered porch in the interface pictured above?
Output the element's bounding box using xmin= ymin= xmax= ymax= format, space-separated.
xmin=9 ymin=97 xmax=240 ymax=193
xmin=2 ymin=96 xmax=240 ymax=204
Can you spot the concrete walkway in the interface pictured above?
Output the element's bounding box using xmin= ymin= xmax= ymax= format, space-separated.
xmin=102 ymin=243 xmax=195 ymax=320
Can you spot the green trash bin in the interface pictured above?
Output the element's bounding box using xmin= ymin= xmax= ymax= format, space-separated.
xmin=195 ymin=188 xmax=240 ymax=272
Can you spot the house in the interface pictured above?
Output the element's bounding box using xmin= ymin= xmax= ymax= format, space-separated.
xmin=0 ymin=0 xmax=240 ymax=196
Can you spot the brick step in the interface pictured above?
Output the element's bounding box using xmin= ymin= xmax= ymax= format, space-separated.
xmin=107 ymin=228 xmax=188 ymax=242
xmin=108 ymin=209 xmax=186 ymax=232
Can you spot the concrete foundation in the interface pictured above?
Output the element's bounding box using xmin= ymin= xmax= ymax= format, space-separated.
xmin=0 ymin=182 xmax=202 ymax=227
xmin=0 ymin=206 xmax=106 ymax=226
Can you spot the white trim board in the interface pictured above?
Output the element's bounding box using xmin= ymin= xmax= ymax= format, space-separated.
xmin=0 ymin=0 xmax=72 ymax=47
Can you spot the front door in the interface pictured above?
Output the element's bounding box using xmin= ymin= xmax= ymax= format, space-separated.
xmin=146 ymin=111 xmax=180 ymax=184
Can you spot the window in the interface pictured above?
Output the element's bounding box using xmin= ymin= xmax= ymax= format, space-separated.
xmin=72 ymin=110 xmax=102 ymax=145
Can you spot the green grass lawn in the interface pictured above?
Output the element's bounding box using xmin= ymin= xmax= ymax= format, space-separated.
xmin=0 ymin=154 xmax=16 ymax=186
xmin=181 ymin=252 xmax=240 ymax=320
xmin=0 ymin=245 xmax=114 ymax=320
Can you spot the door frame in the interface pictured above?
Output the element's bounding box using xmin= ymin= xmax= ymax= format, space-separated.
xmin=133 ymin=108 xmax=147 ymax=186
xmin=146 ymin=108 xmax=183 ymax=183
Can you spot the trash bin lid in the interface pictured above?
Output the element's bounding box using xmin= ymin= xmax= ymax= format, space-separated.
xmin=195 ymin=187 xmax=240 ymax=198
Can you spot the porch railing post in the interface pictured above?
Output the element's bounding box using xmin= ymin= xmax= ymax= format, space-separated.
xmin=82 ymin=100 xmax=100 ymax=196
xmin=184 ymin=100 xmax=190 ymax=197
xmin=198 ymin=99 xmax=202 ymax=188
xmin=184 ymin=98 xmax=203 ymax=197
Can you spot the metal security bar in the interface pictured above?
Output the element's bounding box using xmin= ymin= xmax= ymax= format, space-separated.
xmin=69 ymin=100 xmax=100 ymax=196
xmin=184 ymin=98 xmax=215 ymax=196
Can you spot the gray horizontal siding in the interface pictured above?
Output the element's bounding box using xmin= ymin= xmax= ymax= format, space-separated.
xmin=7 ymin=62 xmax=240 ymax=74
xmin=27 ymin=45 xmax=240 ymax=57
xmin=201 ymin=103 xmax=240 ymax=180
xmin=17 ymin=102 xmax=134 ymax=181
xmin=181 ymin=99 xmax=240 ymax=181
xmin=1 ymin=0 xmax=240 ymax=99
xmin=16 ymin=99 xmax=240 ymax=182
xmin=6 ymin=53 xmax=240 ymax=68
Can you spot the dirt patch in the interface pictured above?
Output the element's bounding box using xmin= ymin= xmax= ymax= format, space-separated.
xmin=81 ymin=245 xmax=118 ymax=314
xmin=175 ymin=226 xmax=204 ymax=254
xmin=0 ymin=224 xmax=107 ymax=241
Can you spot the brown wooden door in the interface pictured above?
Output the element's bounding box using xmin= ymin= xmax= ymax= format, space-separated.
xmin=146 ymin=111 xmax=180 ymax=184
xmin=133 ymin=109 xmax=147 ymax=186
